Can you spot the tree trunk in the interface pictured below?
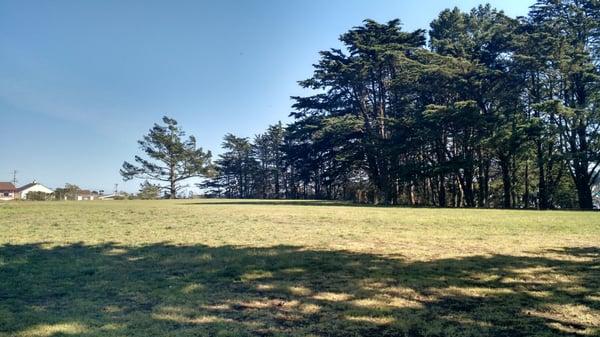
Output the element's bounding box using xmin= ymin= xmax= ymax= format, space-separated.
xmin=511 ymin=157 xmax=518 ymax=208
xmin=169 ymin=163 xmax=176 ymax=199
xmin=500 ymin=157 xmax=512 ymax=209
xmin=483 ymin=161 xmax=490 ymax=207
xmin=457 ymin=171 xmax=474 ymax=207
xmin=536 ymin=140 xmax=549 ymax=210
xmin=438 ymin=174 xmax=446 ymax=207
xmin=576 ymin=184 xmax=593 ymax=209
xmin=170 ymin=180 xmax=176 ymax=199
xmin=574 ymin=168 xmax=594 ymax=209
xmin=456 ymin=176 xmax=464 ymax=207
xmin=477 ymin=148 xmax=485 ymax=207
xmin=409 ymin=181 xmax=416 ymax=206
xmin=275 ymin=169 xmax=280 ymax=199
xmin=524 ymin=161 xmax=530 ymax=209
xmin=573 ymin=122 xmax=593 ymax=209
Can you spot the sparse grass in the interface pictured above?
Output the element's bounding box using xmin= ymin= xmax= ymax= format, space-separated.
xmin=0 ymin=199 xmax=599 ymax=336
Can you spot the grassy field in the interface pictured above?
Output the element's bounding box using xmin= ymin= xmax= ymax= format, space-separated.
xmin=0 ymin=200 xmax=599 ymax=337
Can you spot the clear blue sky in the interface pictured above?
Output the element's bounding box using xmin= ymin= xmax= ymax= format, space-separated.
xmin=0 ymin=0 xmax=533 ymax=193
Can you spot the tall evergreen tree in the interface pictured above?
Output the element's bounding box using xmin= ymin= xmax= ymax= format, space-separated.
xmin=292 ymin=19 xmax=426 ymax=204
xmin=529 ymin=0 xmax=600 ymax=209
xmin=121 ymin=116 xmax=213 ymax=199
xmin=203 ymin=2 xmax=599 ymax=210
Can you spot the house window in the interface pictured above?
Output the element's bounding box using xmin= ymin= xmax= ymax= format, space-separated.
xmin=3 ymin=192 xmax=9 ymax=197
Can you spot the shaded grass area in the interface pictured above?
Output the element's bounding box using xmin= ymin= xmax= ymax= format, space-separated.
xmin=182 ymin=199 xmax=359 ymax=207
xmin=2 ymin=244 xmax=599 ymax=336
xmin=0 ymin=200 xmax=599 ymax=336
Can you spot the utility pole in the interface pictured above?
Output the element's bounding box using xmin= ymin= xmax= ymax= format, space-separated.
xmin=114 ymin=183 xmax=118 ymax=196
xmin=11 ymin=170 xmax=17 ymax=185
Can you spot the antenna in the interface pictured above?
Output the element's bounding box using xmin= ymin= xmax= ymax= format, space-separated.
xmin=12 ymin=170 xmax=17 ymax=185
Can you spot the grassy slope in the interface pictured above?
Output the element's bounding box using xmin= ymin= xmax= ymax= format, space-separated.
xmin=0 ymin=200 xmax=599 ymax=336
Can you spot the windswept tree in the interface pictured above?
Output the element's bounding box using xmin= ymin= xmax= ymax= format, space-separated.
xmin=121 ymin=116 xmax=213 ymax=199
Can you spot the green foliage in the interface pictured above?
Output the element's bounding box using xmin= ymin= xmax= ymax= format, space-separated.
xmin=121 ymin=116 xmax=213 ymax=199
xmin=203 ymin=1 xmax=600 ymax=209
xmin=205 ymin=123 xmax=290 ymax=199
xmin=138 ymin=180 xmax=161 ymax=200
xmin=24 ymin=191 xmax=52 ymax=201
xmin=53 ymin=183 xmax=81 ymax=201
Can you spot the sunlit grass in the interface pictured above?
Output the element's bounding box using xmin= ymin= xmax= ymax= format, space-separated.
xmin=0 ymin=199 xmax=599 ymax=336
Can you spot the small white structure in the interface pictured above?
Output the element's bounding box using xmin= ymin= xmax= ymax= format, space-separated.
xmin=16 ymin=181 xmax=53 ymax=199
xmin=75 ymin=190 xmax=99 ymax=201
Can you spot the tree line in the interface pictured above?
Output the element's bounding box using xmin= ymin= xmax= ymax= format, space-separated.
xmin=123 ymin=0 xmax=600 ymax=209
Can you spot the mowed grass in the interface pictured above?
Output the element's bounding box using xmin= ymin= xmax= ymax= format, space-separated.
xmin=1 ymin=200 xmax=599 ymax=337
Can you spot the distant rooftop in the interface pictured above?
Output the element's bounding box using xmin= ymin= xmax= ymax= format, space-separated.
xmin=0 ymin=182 xmax=16 ymax=191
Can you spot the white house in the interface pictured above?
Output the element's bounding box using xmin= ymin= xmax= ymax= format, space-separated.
xmin=0 ymin=182 xmax=16 ymax=201
xmin=77 ymin=190 xmax=100 ymax=200
xmin=16 ymin=181 xmax=53 ymax=199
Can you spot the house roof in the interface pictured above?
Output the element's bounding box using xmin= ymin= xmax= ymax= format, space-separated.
xmin=16 ymin=182 xmax=37 ymax=192
xmin=78 ymin=190 xmax=97 ymax=196
xmin=0 ymin=182 xmax=16 ymax=191
xmin=16 ymin=182 xmax=53 ymax=193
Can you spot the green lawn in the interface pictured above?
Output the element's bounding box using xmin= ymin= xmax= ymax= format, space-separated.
xmin=1 ymin=200 xmax=599 ymax=337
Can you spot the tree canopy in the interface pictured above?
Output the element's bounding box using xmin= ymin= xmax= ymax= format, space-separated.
xmin=118 ymin=1 xmax=599 ymax=208
xmin=121 ymin=116 xmax=213 ymax=199
xmin=204 ymin=1 xmax=600 ymax=209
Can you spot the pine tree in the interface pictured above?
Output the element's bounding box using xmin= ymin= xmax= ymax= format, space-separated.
xmin=120 ymin=116 xmax=213 ymax=199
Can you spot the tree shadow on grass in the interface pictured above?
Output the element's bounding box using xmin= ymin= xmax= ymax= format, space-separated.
xmin=182 ymin=199 xmax=367 ymax=208
xmin=181 ymin=199 xmax=463 ymax=209
xmin=181 ymin=200 xmax=597 ymax=211
xmin=0 ymin=243 xmax=598 ymax=337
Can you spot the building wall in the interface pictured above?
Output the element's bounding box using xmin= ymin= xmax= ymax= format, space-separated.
xmin=19 ymin=184 xmax=53 ymax=199
xmin=0 ymin=191 xmax=15 ymax=201
xmin=77 ymin=195 xmax=96 ymax=201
